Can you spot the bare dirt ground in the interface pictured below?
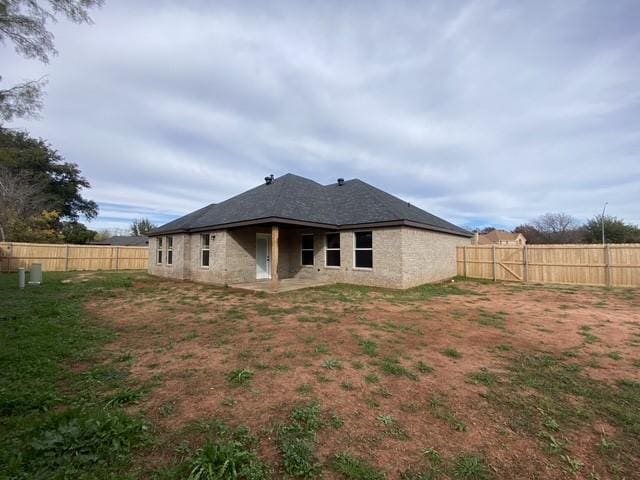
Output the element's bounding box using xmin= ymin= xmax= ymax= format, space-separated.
xmin=86 ymin=277 xmax=640 ymax=479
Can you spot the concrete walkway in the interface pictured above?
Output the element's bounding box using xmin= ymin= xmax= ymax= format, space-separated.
xmin=229 ymin=278 xmax=332 ymax=293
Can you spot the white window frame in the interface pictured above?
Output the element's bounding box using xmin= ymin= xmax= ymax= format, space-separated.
xmin=156 ymin=237 xmax=163 ymax=264
xmin=201 ymin=234 xmax=210 ymax=268
xmin=166 ymin=236 xmax=173 ymax=266
xmin=301 ymin=234 xmax=314 ymax=267
xmin=325 ymin=232 xmax=341 ymax=268
xmin=353 ymin=231 xmax=373 ymax=270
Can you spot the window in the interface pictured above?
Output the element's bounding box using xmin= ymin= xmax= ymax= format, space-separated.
xmin=166 ymin=236 xmax=173 ymax=265
xmin=354 ymin=231 xmax=373 ymax=268
xmin=157 ymin=237 xmax=163 ymax=264
xmin=325 ymin=232 xmax=341 ymax=267
xmin=301 ymin=234 xmax=314 ymax=266
xmin=201 ymin=234 xmax=210 ymax=267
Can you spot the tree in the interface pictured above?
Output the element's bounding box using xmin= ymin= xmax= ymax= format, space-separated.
xmin=0 ymin=0 xmax=103 ymax=122
xmin=130 ymin=217 xmax=156 ymax=236
xmin=0 ymin=165 xmax=50 ymax=240
xmin=60 ymin=220 xmax=96 ymax=243
xmin=583 ymin=215 xmax=640 ymax=244
xmin=0 ymin=128 xmax=98 ymax=220
xmin=514 ymin=213 xmax=583 ymax=244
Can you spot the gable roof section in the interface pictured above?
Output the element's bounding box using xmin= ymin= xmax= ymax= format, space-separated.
xmin=150 ymin=174 xmax=471 ymax=237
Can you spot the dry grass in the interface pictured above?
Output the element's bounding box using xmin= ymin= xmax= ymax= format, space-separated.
xmin=81 ymin=275 xmax=640 ymax=479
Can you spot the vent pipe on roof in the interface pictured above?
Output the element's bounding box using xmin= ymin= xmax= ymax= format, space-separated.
xmin=337 ymin=178 xmax=344 ymax=186
xmin=265 ymin=174 xmax=274 ymax=185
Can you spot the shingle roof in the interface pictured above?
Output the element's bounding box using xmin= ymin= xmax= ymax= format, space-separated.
xmin=150 ymin=174 xmax=471 ymax=237
xmin=92 ymin=236 xmax=149 ymax=246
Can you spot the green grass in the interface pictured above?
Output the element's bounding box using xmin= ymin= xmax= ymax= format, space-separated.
xmin=277 ymin=403 xmax=323 ymax=478
xmin=481 ymin=353 xmax=640 ymax=476
xmin=452 ymin=454 xmax=492 ymax=479
xmin=466 ymin=369 xmax=498 ymax=387
xmin=0 ymin=272 xmax=149 ymax=478
xmin=378 ymin=357 xmax=418 ymax=380
xmin=330 ymin=452 xmax=386 ymax=479
xmin=360 ymin=339 xmax=379 ymax=357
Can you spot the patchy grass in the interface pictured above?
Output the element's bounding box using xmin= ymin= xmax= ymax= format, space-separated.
xmin=3 ymin=272 xmax=639 ymax=478
xmin=0 ymin=272 xmax=148 ymax=478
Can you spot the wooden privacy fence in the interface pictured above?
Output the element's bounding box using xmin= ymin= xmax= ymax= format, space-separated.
xmin=457 ymin=244 xmax=640 ymax=288
xmin=0 ymin=242 xmax=149 ymax=273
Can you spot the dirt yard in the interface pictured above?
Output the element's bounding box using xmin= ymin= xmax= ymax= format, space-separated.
xmin=86 ymin=276 xmax=640 ymax=479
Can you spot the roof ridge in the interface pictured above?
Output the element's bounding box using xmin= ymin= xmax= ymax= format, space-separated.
xmin=356 ymin=179 xmax=406 ymax=221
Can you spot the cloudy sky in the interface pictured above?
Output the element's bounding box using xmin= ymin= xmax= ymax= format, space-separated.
xmin=2 ymin=0 xmax=639 ymax=232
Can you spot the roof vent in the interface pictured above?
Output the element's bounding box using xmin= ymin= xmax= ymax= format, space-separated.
xmin=337 ymin=178 xmax=345 ymax=186
xmin=264 ymin=174 xmax=274 ymax=185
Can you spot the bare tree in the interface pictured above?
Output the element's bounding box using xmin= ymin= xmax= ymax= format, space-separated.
xmin=0 ymin=0 xmax=103 ymax=122
xmin=0 ymin=165 xmax=49 ymax=240
xmin=531 ymin=212 xmax=581 ymax=244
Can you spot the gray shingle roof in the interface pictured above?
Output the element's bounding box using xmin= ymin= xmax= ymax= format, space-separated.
xmin=150 ymin=174 xmax=471 ymax=237
xmin=92 ymin=236 xmax=149 ymax=246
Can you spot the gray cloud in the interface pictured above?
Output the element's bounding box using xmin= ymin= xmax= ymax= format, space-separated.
xmin=2 ymin=0 xmax=639 ymax=230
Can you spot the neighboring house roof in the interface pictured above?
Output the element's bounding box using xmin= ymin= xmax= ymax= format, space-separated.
xmin=150 ymin=174 xmax=471 ymax=238
xmin=477 ymin=230 xmax=524 ymax=244
xmin=92 ymin=236 xmax=149 ymax=246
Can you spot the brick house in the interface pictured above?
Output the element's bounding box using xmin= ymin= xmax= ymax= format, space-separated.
xmin=147 ymin=174 xmax=471 ymax=289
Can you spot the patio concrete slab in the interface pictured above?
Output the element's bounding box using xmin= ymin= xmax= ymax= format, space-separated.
xmin=229 ymin=278 xmax=333 ymax=293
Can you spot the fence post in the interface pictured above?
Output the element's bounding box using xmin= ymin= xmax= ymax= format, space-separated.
xmin=492 ymin=245 xmax=497 ymax=281
xmin=605 ymin=244 xmax=611 ymax=287
xmin=64 ymin=244 xmax=70 ymax=271
xmin=463 ymin=246 xmax=467 ymax=277
xmin=115 ymin=247 xmax=120 ymax=271
xmin=523 ymin=245 xmax=528 ymax=283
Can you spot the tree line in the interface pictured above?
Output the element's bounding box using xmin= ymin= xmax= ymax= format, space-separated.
xmin=477 ymin=212 xmax=640 ymax=244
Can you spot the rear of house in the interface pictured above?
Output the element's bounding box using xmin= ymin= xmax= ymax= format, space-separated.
xmin=148 ymin=174 xmax=471 ymax=289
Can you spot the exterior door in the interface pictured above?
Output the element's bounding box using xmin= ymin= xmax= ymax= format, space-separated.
xmin=256 ymin=234 xmax=271 ymax=279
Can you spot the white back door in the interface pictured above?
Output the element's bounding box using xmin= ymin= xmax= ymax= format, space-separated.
xmin=256 ymin=234 xmax=271 ymax=279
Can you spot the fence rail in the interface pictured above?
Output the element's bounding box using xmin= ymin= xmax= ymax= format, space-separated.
xmin=457 ymin=244 xmax=640 ymax=288
xmin=0 ymin=242 xmax=149 ymax=273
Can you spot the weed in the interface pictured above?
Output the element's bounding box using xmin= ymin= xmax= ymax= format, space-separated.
xmin=331 ymin=452 xmax=387 ymax=480
xmin=495 ymin=344 xmax=512 ymax=352
xmin=466 ymin=369 xmax=498 ymax=387
xmin=226 ymin=369 xmax=255 ymax=387
xmin=341 ymin=382 xmax=355 ymax=391
xmin=477 ymin=310 xmax=506 ymax=329
xmin=428 ymin=396 xmax=467 ymax=432
xmin=365 ymin=374 xmax=380 ymax=384
xmin=415 ymin=361 xmax=434 ymax=374
xmin=277 ymin=403 xmax=323 ymax=478
xmin=297 ymin=384 xmax=314 ymax=395
xmin=360 ymin=340 xmax=379 ymax=357
xmin=378 ymin=357 xmax=418 ymax=380
xmin=377 ymin=414 xmax=396 ymax=426
xmin=452 ymin=454 xmax=492 ymax=479
xmin=608 ymin=351 xmax=623 ymax=361
xmin=188 ymin=432 xmax=269 ymax=480
xmin=442 ymin=348 xmax=462 ymax=359
xmin=330 ymin=413 xmax=344 ymax=429
xmin=322 ymin=358 xmax=343 ymax=370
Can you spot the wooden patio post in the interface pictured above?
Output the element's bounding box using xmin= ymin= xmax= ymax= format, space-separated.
xmin=271 ymin=225 xmax=279 ymax=291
